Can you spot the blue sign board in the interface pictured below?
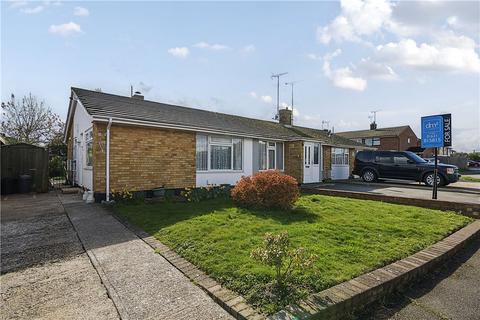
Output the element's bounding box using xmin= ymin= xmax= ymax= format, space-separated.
xmin=421 ymin=114 xmax=452 ymax=148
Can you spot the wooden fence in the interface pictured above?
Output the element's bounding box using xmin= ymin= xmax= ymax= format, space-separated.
xmin=1 ymin=143 xmax=49 ymax=193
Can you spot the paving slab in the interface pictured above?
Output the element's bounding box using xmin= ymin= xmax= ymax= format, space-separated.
xmin=360 ymin=239 xmax=480 ymax=320
xmin=62 ymin=198 xmax=233 ymax=320
xmin=0 ymin=192 xmax=119 ymax=320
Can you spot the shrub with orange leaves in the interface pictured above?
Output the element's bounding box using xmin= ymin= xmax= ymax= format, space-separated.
xmin=231 ymin=171 xmax=299 ymax=210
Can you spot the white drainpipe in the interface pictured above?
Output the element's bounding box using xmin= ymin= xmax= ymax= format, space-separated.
xmin=106 ymin=118 xmax=113 ymax=202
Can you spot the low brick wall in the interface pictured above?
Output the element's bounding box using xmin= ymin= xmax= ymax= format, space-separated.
xmin=302 ymin=187 xmax=480 ymax=218
xmin=268 ymin=220 xmax=480 ymax=320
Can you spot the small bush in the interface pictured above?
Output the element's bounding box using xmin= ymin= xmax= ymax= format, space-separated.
xmin=231 ymin=171 xmax=299 ymax=210
xmin=111 ymin=185 xmax=134 ymax=202
xmin=181 ymin=185 xmax=231 ymax=202
xmin=251 ymin=231 xmax=317 ymax=288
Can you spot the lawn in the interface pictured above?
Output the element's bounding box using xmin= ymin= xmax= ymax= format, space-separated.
xmin=116 ymin=195 xmax=471 ymax=314
xmin=460 ymin=176 xmax=480 ymax=183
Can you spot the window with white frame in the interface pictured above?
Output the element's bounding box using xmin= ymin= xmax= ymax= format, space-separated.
xmin=85 ymin=129 xmax=93 ymax=167
xmin=363 ymin=138 xmax=380 ymax=146
xmin=331 ymin=148 xmax=349 ymax=165
xmin=258 ymin=141 xmax=283 ymax=170
xmin=196 ymin=134 xmax=242 ymax=171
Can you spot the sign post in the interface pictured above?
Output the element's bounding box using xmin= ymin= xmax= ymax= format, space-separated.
xmin=421 ymin=114 xmax=452 ymax=200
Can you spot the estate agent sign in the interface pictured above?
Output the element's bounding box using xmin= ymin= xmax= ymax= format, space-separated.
xmin=420 ymin=113 xmax=452 ymax=200
xmin=421 ymin=114 xmax=452 ymax=148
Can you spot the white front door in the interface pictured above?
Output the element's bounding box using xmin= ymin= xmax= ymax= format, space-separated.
xmin=303 ymin=142 xmax=321 ymax=183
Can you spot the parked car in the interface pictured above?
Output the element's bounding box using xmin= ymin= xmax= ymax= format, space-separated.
xmin=467 ymin=160 xmax=480 ymax=168
xmin=353 ymin=151 xmax=460 ymax=186
xmin=424 ymin=157 xmax=441 ymax=164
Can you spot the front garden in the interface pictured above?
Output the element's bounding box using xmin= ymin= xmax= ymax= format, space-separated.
xmin=116 ymin=191 xmax=471 ymax=314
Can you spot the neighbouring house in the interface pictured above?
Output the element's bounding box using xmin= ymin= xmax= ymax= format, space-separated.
xmin=64 ymin=87 xmax=369 ymax=201
xmin=337 ymin=122 xmax=420 ymax=151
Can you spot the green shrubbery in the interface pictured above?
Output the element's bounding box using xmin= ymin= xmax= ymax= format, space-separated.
xmin=181 ymin=185 xmax=231 ymax=202
xmin=231 ymin=171 xmax=299 ymax=210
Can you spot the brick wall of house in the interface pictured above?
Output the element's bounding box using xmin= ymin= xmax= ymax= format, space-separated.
xmin=398 ymin=126 xmax=419 ymax=150
xmin=378 ymin=137 xmax=399 ymax=150
xmin=92 ymin=122 xmax=196 ymax=193
xmin=284 ymin=141 xmax=304 ymax=184
xmin=322 ymin=145 xmax=331 ymax=179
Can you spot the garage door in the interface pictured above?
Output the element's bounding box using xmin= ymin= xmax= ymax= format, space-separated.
xmin=331 ymin=148 xmax=350 ymax=180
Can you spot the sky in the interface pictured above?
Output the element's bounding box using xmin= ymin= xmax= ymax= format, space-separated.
xmin=1 ymin=0 xmax=479 ymax=152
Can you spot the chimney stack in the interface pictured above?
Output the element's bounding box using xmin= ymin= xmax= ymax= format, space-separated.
xmin=370 ymin=122 xmax=377 ymax=130
xmin=132 ymin=91 xmax=144 ymax=100
xmin=279 ymin=108 xmax=293 ymax=126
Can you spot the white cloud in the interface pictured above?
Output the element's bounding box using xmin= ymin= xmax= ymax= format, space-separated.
xmin=49 ymin=22 xmax=82 ymax=36
xmin=306 ymin=53 xmax=322 ymax=60
xmin=322 ymin=49 xmax=367 ymax=91
xmin=241 ymin=44 xmax=256 ymax=54
xmin=74 ymin=6 xmax=89 ymax=17
xmin=167 ymin=47 xmax=189 ymax=58
xmin=375 ymin=38 xmax=480 ymax=73
xmin=248 ymin=91 xmax=273 ymax=105
xmin=193 ymin=42 xmax=230 ymax=51
xmin=317 ymin=0 xmax=393 ymax=44
xmin=261 ymin=95 xmax=273 ymax=104
xmin=8 ymin=0 xmax=27 ymax=9
xmin=21 ymin=5 xmax=44 ymax=14
xmin=357 ymin=58 xmax=398 ymax=80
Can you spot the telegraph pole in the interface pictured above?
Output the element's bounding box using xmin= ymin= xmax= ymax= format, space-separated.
xmin=271 ymin=72 xmax=288 ymax=119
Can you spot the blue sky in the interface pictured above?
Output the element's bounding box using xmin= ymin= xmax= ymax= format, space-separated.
xmin=2 ymin=1 xmax=479 ymax=151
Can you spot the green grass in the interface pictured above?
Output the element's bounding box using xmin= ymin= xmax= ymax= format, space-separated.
xmin=460 ymin=176 xmax=480 ymax=183
xmin=116 ymin=195 xmax=471 ymax=314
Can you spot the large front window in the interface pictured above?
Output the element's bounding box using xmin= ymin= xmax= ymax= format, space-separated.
xmin=196 ymin=134 xmax=242 ymax=171
xmin=259 ymin=141 xmax=284 ymax=170
xmin=332 ymin=148 xmax=349 ymax=165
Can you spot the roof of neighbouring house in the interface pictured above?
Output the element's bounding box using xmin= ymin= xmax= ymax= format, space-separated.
xmin=336 ymin=126 xmax=412 ymax=139
xmin=69 ymin=87 xmax=367 ymax=148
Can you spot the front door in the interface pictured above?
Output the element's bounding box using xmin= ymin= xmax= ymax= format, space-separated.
xmin=303 ymin=142 xmax=320 ymax=183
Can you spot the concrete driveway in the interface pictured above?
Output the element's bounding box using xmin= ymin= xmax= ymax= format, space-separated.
xmin=1 ymin=192 xmax=233 ymax=320
xmin=1 ymin=192 xmax=119 ymax=320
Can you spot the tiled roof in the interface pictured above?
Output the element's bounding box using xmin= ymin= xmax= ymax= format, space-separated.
xmin=336 ymin=126 xmax=411 ymax=139
xmin=71 ymin=87 xmax=367 ymax=148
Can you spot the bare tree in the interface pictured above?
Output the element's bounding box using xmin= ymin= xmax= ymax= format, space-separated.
xmin=1 ymin=93 xmax=64 ymax=146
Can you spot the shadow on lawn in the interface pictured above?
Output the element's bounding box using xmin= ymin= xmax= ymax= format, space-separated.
xmin=117 ymin=198 xmax=320 ymax=233
xmin=240 ymin=205 xmax=320 ymax=225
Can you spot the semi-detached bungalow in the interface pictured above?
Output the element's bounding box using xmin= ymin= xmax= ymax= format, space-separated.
xmin=64 ymin=87 xmax=368 ymax=201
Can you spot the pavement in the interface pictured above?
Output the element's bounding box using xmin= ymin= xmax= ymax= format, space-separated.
xmin=311 ymin=179 xmax=479 ymax=205
xmin=60 ymin=193 xmax=233 ymax=320
xmin=358 ymin=238 xmax=480 ymax=320
xmin=1 ymin=192 xmax=233 ymax=320
xmin=1 ymin=192 xmax=119 ymax=320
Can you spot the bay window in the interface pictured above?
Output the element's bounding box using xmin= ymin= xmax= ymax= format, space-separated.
xmin=196 ymin=134 xmax=243 ymax=171
xmin=258 ymin=141 xmax=284 ymax=170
